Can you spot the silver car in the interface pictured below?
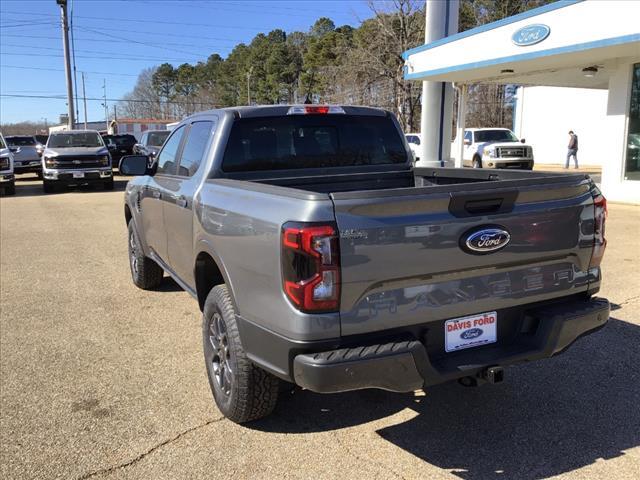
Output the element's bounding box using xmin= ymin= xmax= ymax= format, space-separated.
xmin=0 ymin=133 xmax=16 ymax=195
xmin=42 ymin=130 xmax=113 ymax=193
xmin=5 ymin=135 xmax=42 ymax=178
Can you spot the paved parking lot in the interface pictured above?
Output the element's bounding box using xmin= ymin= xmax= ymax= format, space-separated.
xmin=1 ymin=175 xmax=639 ymax=480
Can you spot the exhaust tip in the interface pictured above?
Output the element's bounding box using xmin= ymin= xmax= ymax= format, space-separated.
xmin=483 ymin=366 xmax=504 ymax=384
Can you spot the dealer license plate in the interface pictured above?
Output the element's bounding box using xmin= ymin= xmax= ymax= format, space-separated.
xmin=73 ymin=172 xmax=84 ymax=179
xmin=445 ymin=311 xmax=497 ymax=352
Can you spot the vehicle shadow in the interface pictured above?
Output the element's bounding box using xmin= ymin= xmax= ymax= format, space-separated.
xmin=8 ymin=178 xmax=129 ymax=198
xmin=251 ymin=317 xmax=640 ymax=479
xmin=157 ymin=277 xmax=184 ymax=293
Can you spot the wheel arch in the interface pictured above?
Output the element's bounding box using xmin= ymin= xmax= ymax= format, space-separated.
xmin=194 ymin=243 xmax=236 ymax=312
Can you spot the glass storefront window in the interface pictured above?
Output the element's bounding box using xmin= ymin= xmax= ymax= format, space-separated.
xmin=624 ymin=63 xmax=640 ymax=181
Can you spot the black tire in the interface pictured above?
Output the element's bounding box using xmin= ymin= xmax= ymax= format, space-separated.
xmin=203 ymin=285 xmax=279 ymax=424
xmin=127 ymin=221 xmax=163 ymax=289
xmin=43 ymin=180 xmax=55 ymax=194
xmin=1 ymin=182 xmax=15 ymax=196
xmin=103 ymin=179 xmax=114 ymax=190
xmin=36 ymin=171 xmax=43 ymax=180
xmin=472 ymin=156 xmax=482 ymax=168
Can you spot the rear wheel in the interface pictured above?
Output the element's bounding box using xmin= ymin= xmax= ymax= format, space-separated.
xmin=472 ymin=156 xmax=482 ymax=168
xmin=128 ymin=221 xmax=163 ymax=289
xmin=203 ymin=285 xmax=279 ymax=423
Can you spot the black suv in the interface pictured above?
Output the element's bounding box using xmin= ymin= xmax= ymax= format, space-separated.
xmin=102 ymin=134 xmax=137 ymax=169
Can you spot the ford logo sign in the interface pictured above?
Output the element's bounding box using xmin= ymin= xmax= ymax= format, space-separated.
xmin=460 ymin=328 xmax=483 ymax=340
xmin=512 ymin=24 xmax=550 ymax=46
xmin=464 ymin=227 xmax=511 ymax=254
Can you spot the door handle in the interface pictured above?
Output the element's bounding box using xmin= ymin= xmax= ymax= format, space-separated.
xmin=176 ymin=196 xmax=188 ymax=208
xmin=152 ymin=190 xmax=161 ymax=199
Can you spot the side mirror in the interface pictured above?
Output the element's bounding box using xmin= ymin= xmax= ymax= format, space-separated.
xmin=119 ymin=155 xmax=150 ymax=175
xmin=464 ymin=139 xmax=471 ymax=145
xmin=520 ymin=138 xmax=526 ymax=143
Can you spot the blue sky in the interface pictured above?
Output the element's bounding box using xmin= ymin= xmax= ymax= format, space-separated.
xmin=0 ymin=0 xmax=376 ymax=125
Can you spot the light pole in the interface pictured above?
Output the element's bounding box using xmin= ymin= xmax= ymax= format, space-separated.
xmin=56 ymin=0 xmax=75 ymax=130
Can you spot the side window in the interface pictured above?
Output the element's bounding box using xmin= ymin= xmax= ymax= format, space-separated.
xmin=406 ymin=136 xmax=415 ymax=144
xmin=156 ymin=126 xmax=185 ymax=175
xmin=414 ymin=136 xmax=420 ymax=146
xmin=464 ymin=131 xmax=472 ymax=143
xmin=176 ymin=121 xmax=213 ymax=177
xmin=139 ymin=133 xmax=147 ymax=145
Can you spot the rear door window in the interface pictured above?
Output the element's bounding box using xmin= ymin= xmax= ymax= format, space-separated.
xmin=176 ymin=121 xmax=213 ymax=177
xmin=155 ymin=126 xmax=185 ymax=176
xmin=221 ymin=115 xmax=407 ymax=173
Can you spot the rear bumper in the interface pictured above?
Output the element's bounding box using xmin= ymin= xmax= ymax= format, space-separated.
xmin=290 ymin=297 xmax=609 ymax=393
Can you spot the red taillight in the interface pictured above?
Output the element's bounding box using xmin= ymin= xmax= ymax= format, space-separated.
xmin=287 ymin=106 xmax=345 ymax=115
xmin=589 ymin=194 xmax=607 ymax=269
xmin=305 ymin=106 xmax=329 ymax=114
xmin=281 ymin=223 xmax=340 ymax=312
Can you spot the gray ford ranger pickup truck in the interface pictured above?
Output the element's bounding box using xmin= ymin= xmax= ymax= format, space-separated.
xmin=120 ymin=105 xmax=609 ymax=424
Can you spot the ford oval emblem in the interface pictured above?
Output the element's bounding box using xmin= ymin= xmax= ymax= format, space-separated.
xmin=512 ymin=24 xmax=550 ymax=46
xmin=464 ymin=228 xmax=511 ymax=254
xmin=461 ymin=328 xmax=483 ymax=340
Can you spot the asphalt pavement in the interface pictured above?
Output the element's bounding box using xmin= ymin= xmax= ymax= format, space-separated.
xmin=1 ymin=175 xmax=639 ymax=480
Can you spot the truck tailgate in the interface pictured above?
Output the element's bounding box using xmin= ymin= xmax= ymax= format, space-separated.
xmin=331 ymin=176 xmax=598 ymax=336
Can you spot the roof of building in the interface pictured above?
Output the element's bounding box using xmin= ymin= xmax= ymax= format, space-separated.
xmin=403 ymin=0 xmax=640 ymax=88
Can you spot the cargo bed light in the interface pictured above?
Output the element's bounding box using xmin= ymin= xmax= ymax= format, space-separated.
xmin=287 ymin=106 xmax=345 ymax=115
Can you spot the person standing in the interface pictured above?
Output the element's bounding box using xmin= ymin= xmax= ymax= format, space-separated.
xmin=566 ymin=130 xmax=579 ymax=169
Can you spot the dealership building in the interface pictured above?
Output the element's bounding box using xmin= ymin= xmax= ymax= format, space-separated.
xmin=404 ymin=0 xmax=640 ymax=203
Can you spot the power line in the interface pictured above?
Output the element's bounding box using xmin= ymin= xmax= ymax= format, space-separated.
xmin=0 ymin=93 xmax=217 ymax=107
xmin=0 ymin=9 xmax=275 ymax=30
xmin=0 ymin=33 xmax=236 ymax=52
xmin=1 ymin=44 xmax=204 ymax=63
xmin=1 ymin=52 xmax=207 ymax=62
xmin=0 ymin=64 xmax=139 ymax=77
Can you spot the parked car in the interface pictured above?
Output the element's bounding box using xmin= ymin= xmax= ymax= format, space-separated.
xmin=102 ymin=134 xmax=137 ymax=169
xmin=5 ymin=135 xmax=42 ymax=178
xmin=455 ymin=128 xmax=534 ymax=169
xmin=133 ymin=130 xmax=170 ymax=158
xmin=0 ymin=133 xmax=16 ymax=195
xmin=35 ymin=134 xmax=48 ymax=157
xmin=121 ymin=105 xmax=608 ymax=424
xmin=42 ymin=130 xmax=113 ymax=193
xmin=404 ymin=132 xmax=422 ymax=162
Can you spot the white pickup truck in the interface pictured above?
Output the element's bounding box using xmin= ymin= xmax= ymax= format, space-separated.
xmin=457 ymin=128 xmax=534 ymax=170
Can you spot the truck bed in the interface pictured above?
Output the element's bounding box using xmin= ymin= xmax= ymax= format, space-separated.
xmin=246 ymin=167 xmax=589 ymax=196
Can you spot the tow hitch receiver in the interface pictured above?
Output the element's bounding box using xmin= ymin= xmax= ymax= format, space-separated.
xmin=483 ymin=366 xmax=504 ymax=384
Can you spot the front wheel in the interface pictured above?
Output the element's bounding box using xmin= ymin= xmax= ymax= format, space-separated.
xmin=472 ymin=156 xmax=482 ymax=168
xmin=1 ymin=182 xmax=15 ymax=196
xmin=128 ymin=221 xmax=163 ymax=289
xmin=103 ymin=179 xmax=114 ymax=190
xmin=43 ymin=180 xmax=55 ymax=194
xmin=203 ymin=285 xmax=279 ymax=424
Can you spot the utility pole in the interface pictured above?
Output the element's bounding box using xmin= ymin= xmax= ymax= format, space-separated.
xmin=56 ymin=0 xmax=75 ymax=130
xmin=102 ymin=79 xmax=109 ymax=132
xmin=81 ymin=72 xmax=88 ymax=129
